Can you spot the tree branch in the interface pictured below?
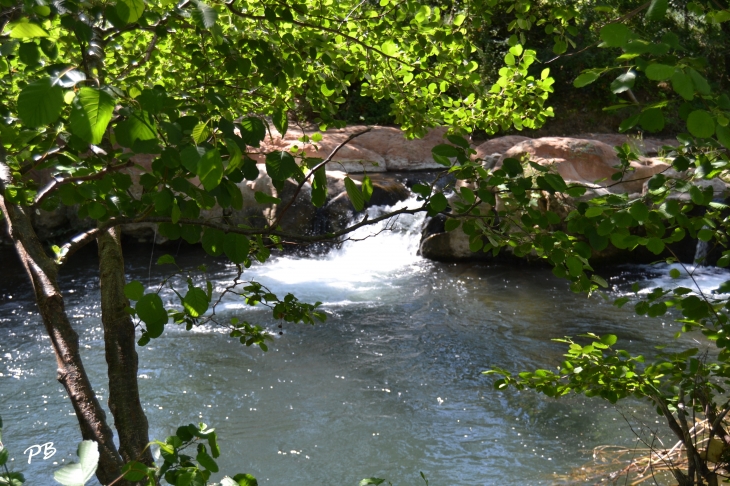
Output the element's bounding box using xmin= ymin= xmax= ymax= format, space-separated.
xmin=114 ymin=33 xmax=159 ymax=81
xmin=270 ymin=126 xmax=372 ymax=228
xmin=33 ymin=161 xmax=133 ymax=208
xmin=58 ymin=204 xmax=426 ymax=264
xmin=225 ymin=2 xmax=421 ymax=70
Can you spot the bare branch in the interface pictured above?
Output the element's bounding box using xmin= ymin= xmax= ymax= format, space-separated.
xmin=270 ymin=127 xmax=373 ymax=229
xmin=33 ymin=161 xmax=134 ymax=208
xmin=57 ymin=204 xmax=426 ymax=264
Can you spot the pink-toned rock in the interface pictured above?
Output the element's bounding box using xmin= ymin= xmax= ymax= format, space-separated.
xmin=253 ymin=126 xmax=451 ymax=172
xmin=474 ymin=136 xmax=531 ymax=160
xmin=499 ymin=137 xmax=670 ymax=194
xmin=575 ymin=133 xmax=677 ymax=155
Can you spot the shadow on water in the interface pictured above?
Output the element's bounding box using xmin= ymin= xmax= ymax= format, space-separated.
xmin=0 ymin=202 xmax=725 ymax=485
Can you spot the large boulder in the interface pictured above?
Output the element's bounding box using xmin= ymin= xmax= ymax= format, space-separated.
xmin=420 ymin=137 xmax=673 ymax=263
xmin=574 ymin=133 xmax=677 ymax=156
xmin=253 ymin=126 xmax=451 ymax=172
xmin=499 ymin=137 xmax=669 ymax=194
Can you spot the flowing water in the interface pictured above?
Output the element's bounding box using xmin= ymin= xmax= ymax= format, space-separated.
xmin=1 ymin=199 xmax=729 ymax=485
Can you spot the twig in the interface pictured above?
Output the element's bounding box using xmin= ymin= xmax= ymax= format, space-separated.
xmin=270 ymin=127 xmax=372 ymax=229
xmin=115 ymin=33 xmax=159 ymax=80
xmin=33 ymin=161 xmax=133 ymax=208
xmin=57 ymin=204 xmax=426 ymax=264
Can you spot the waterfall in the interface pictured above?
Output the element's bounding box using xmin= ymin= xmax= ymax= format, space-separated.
xmin=246 ymin=197 xmax=427 ymax=302
xmin=694 ymin=238 xmax=711 ymax=266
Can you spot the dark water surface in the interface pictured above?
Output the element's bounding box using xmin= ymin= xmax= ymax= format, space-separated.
xmin=1 ymin=203 xmax=724 ymax=485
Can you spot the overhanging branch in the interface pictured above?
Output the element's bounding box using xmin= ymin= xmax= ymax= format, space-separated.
xmin=58 ymin=204 xmax=426 ymax=264
xmin=34 ymin=161 xmax=134 ymax=208
xmin=270 ymin=126 xmax=373 ymax=229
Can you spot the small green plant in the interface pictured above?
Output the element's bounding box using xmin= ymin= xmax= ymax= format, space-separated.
xmin=53 ymin=441 xmax=99 ymax=486
xmin=0 ymin=415 xmax=257 ymax=486
xmin=0 ymin=415 xmax=25 ymax=486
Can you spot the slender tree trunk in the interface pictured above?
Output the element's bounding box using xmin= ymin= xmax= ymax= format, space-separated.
xmin=97 ymin=227 xmax=154 ymax=468
xmin=0 ymin=162 xmax=124 ymax=484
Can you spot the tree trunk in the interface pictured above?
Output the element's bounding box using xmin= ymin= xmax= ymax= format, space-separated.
xmin=97 ymin=227 xmax=154 ymax=468
xmin=0 ymin=162 xmax=123 ymax=485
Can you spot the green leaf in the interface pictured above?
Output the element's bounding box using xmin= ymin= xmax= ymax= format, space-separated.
xmin=192 ymin=123 xmax=210 ymax=144
xmin=223 ymin=232 xmax=250 ymax=264
xmin=600 ymin=334 xmax=617 ymax=346
xmin=687 ymin=110 xmax=715 ymax=138
xmin=157 ymin=254 xmax=176 ymax=265
xmin=645 ymin=63 xmax=675 ymax=81
xmin=599 ymin=23 xmax=632 ymax=47
xmin=574 ymin=71 xmax=600 ymax=88
xmin=115 ymin=111 xmax=157 ymax=148
xmin=698 ymin=228 xmax=714 ymax=242
xmin=565 ymin=256 xmax=583 ymax=277
xmin=231 ymin=473 xmax=259 ymax=486
xmin=198 ymin=149 xmax=224 ymax=191
xmin=445 ymin=219 xmax=460 ymax=231
xmin=646 ymin=237 xmax=665 ymax=255
xmin=717 ymin=124 xmax=730 ymax=150
xmin=610 ymin=72 xmax=635 ymax=93
xmin=360 ymin=479 xmax=386 ymax=486
xmin=552 ymin=39 xmax=567 ymax=54
xmin=429 ymin=192 xmax=448 ymax=212
xmin=17 ymin=77 xmax=64 ymax=128
xmin=501 ymin=158 xmax=523 ymax=177
xmin=362 ymin=174 xmax=373 ymax=202
xmin=116 ymin=0 xmax=145 ymax=24
xmin=311 ymin=167 xmax=327 ymax=207
xmin=687 ymin=68 xmax=711 ymax=95
xmin=53 ymin=441 xmax=99 ymax=486
xmin=196 ymin=447 xmax=219 ymax=472
xmin=184 ymin=287 xmax=209 ymax=317
xmin=380 ymin=40 xmax=398 ymax=56
xmin=431 ymin=144 xmax=460 ymax=158
xmin=619 ymin=113 xmax=640 ymax=132
xmin=629 ymin=201 xmax=649 ymax=222
xmin=124 ymin=281 xmax=145 ymax=301
xmin=272 ymin=108 xmax=288 ymax=137
xmin=254 ymin=191 xmax=281 ymax=205
xmin=646 ymin=0 xmax=668 ymax=21
xmin=180 ymin=145 xmax=205 ymax=173
xmin=19 ymin=42 xmax=40 ymax=66
xmin=122 ymin=461 xmax=150 ymax=482
xmin=265 ymin=151 xmax=299 ymax=181
xmin=202 ymin=228 xmax=225 ymax=256
xmin=7 ymin=20 xmax=49 ymax=38
xmin=238 ymin=117 xmax=266 ymax=147
xmin=69 ymin=87 xmax=115 ymax=144
xmin=193 ymin=0 xmax=218 ymax=28
xmin=543 ymin=173 xmax=567 ymax=192
xmin=670 ymin=268 xmax=681 ymax=278
xmin=690 ymin=185 xmax=704 ymax=205
xmin=136 ymin=293 xmax=168 ymax=337
xmin=344 ymin=176 xmax=365 ymax=211
xmin=671 ymin=71 xmax=695 ymax=100
xmin=639 ymin=108 xmax=664 ymax=132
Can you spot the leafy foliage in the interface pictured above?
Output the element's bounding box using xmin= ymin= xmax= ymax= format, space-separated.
xmin=2 ymin=0 xmax=730 ymax=483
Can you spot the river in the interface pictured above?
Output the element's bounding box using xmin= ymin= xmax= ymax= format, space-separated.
xmin=1 ymin=199 xmax=727 ymax=485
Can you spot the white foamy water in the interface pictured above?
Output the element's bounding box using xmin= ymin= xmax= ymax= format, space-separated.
xmin=624 ymin=263 xmax=730 ymax=296
xmin=245 ymin=197 xmax=428 ymax=301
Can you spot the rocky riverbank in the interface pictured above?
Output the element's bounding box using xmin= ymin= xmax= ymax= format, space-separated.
xmin=10 ymin=125 xmax=721 ymax=265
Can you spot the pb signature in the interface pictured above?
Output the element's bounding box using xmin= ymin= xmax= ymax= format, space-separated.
xmin=23 ymin=442 xmax=56 ymax=464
